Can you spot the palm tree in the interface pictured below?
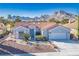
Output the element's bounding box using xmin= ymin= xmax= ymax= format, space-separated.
xmin=0 ymin=16 xmax=4 ymax=23
xmin=8 ymin=15 xmax=12 ymax=19
xmin=15 ymin=16 xmax=21 ymax=22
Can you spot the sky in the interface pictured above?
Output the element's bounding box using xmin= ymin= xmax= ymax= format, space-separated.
xmin=0 ymin=3 xmax=79 ymax=17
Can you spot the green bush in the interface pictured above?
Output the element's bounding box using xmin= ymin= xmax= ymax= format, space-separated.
xmin=36 ymin=35 xmax=46 ymax=41
xmin=49 ymin=18 xmax=60 ymax=23
xmin=60 ymin=19 xmax=69 ymax=24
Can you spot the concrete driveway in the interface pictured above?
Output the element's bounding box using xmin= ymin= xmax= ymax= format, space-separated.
xmin=31 ymin=40 xmax=79 ymax=56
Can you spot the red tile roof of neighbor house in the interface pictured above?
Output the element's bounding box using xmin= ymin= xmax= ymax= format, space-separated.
xmin=15 ymin=21 xmax=57 ymax=30
xmin=63 ymin=21 xmax=78 ymax=29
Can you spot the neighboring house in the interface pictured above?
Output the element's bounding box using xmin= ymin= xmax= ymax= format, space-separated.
xmin=12 ymin=22 xmax=71 ymax=41
xmin=64 ymin=20 xmax=77 ymax=29
xmin=63 ymin=21 xmax=78 ymax=39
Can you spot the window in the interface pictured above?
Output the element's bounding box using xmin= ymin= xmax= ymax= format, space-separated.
xmin=36 ymin=31 xmax=41 ymax=35
xmin=19 ymin=31 xmax=24 ymax=39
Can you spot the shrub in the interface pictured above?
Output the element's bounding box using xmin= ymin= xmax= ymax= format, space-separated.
xmin=0 ymin=30 xmax=10 ymax=39
xmin=36 ymin=35 xmax=46 ymax=41
xmin=61 ymin=19 xmax=69 ymax=24
xmin=21 ymin=33 xmax=30 ymax=42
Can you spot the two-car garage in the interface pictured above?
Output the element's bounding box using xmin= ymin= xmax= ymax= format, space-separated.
xmin=44 ymin=25 xmax=70 ymax=41
xmin=49 ymin=33 xmax=69 ymax=40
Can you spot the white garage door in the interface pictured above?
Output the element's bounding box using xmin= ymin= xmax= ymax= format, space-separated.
xmin=49 ymin=33 xmax=67 ymax=40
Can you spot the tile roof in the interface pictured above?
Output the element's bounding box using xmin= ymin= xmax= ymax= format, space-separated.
xmin=15 ymin=21 xmax=57 ymax=30
xmin=63 ymin=21 xmax=77 ymax=29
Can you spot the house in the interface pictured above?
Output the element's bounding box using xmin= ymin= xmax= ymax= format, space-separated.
xmin=12 ymin=21 xmax=71 ymax=41
xmin=12 ymin=21 xmax=41 ymax=40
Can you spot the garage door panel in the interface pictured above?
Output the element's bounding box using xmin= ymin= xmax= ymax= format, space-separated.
xmin=49 ymin=33 xmax=67 ymax=40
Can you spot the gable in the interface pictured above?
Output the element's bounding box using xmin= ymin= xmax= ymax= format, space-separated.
xmin=48 ymin=25 xmax=70 ymax=33
xmin=13 ymin=26 xmax=30 ymax=33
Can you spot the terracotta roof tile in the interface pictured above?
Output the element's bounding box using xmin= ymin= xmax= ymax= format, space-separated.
xmin=15 ymin=22 xmax=57 ymax=29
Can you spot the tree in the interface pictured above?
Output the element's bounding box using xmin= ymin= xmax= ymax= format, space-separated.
xmin=49 ymin=18 xmax=60 ymax=24
xmin=61 ymin=19 xmax=69 ymax=24
xmin=22 ymin=33 xmax=30 ymax=42
xmin=5 ymin=20 xmax=15 ymax=32
xmin=6 ymin=21 xmax=15 ymax=27
xmin=49 ymin=18 xmax=56 ymax=22
xmin=55 ymin=20 xmax=61 ymax=24
xmin=15 ymin=16 xmax=21 ymax=22
xmin=8 ymin=14 xmax=12 ymax=20
xmin=0 ymin=17 xmax=4 ymax=23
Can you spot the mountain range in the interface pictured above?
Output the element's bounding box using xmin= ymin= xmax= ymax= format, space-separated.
xmin=11 ymin=10 xmax=77 ymax=22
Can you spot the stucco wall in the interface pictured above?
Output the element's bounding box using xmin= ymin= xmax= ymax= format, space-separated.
xmin=12 ymin=26 xmax=30 ymax=39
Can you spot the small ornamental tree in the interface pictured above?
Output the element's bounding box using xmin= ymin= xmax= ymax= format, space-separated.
xmin=22 ymin=33 xmax=30 ymax=42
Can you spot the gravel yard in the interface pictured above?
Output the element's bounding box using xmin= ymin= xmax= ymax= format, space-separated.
xmin=32 ymin=40 xmax=79 ymax=56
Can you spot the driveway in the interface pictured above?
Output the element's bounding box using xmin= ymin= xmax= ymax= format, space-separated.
xmin=31 ymin=40 xmax=79 ymax=56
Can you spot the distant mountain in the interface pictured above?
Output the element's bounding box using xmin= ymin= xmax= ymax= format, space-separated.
xmin=34 ymin=15 xmax=50 ymax=21
xmin=11 ymin=10 xmax=77 ymax=22
xmin=11 ymin=16 xmax=34 ymax=21
xmin=11 ymin=15 xmax=50 ymax=21
xmin=49 ymin=10 xmax=76 ymax=22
